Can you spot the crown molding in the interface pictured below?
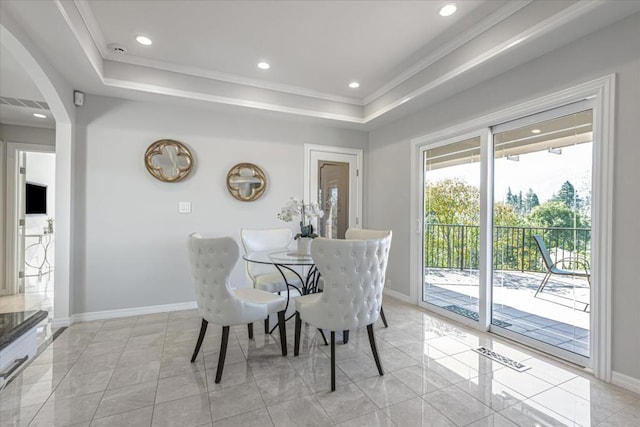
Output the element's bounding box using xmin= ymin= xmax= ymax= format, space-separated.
xmin=73 ymin=0 xmax=108 ymax=57
xmin=104 ymin=53 xmax=364 ymax=106
xmin=362 ymin=0 xmax=533 ymax=105
xmin=102 ymin=76 xmax=365 ymax=124
xmin=363 ymin=0 xmax=606 ymax=123
xmin=54 ymin=0 xmax=104 ymax=79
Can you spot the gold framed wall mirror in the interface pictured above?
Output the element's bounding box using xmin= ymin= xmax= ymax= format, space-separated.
xmin=226 ymin=162 xmax=267 ymax=201
xmin=144 ymin=139 xmax=193 ymax=182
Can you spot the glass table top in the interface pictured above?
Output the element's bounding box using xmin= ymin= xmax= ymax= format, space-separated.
xmin=242 ymin=249 xmax=315 ymax=266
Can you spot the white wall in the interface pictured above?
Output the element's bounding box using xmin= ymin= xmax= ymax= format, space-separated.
xmin=74 ymin=95 xmax=368 ymax=315
xmin=368 ymin=13 xmax=640 ymax=381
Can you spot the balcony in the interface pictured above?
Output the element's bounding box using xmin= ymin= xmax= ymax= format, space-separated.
xmin=423 ymin=224 xmax=590 ymax=358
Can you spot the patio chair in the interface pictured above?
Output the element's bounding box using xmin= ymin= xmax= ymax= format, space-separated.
xmin=532 ymin=235 xmax=590 ymax=311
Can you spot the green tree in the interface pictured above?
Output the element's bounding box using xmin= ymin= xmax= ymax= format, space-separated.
xmin=528 ymin=201 xmax=583 ymax=229
xmin=424 ymin=178 xmax=479 ymax=225
xmin=524 ymin=188 xmax=540 ymax=213
xmin=551 ymin=181 xmax=580 ymax=210
xmin=424 ymin=178 xmax=480 ymax=269
xmin=494 ymin=202 xmax=520 ymax=226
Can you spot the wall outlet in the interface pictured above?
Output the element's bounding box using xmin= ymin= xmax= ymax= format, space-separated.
xmin=178 ymin=202 xmax=191 ymax=214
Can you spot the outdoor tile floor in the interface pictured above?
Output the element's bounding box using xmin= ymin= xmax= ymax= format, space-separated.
xmin=425 ymin=269 xmax=591 ymax=358
xmin=1 ymin=296 xmax=638 ymax=426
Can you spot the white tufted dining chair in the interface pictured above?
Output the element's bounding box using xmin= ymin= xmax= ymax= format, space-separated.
xmin=293 ymin=232 xmax=392 ymax=391
xmin=345 ymin=228 xmax=391 ymax=329
xmin=240 ymin=228 xmax=302 ymax=333
xmin=188 ymin=233 xmax=288 ymax=383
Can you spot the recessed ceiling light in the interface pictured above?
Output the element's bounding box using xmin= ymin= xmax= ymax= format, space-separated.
xmin=33 ymin=113 xmax=47 ymax=119
xmin=257 ymin=62 xmax=270 ymax=70
xmin=348 ymin=81 xmax=360 ymax=89
xmin=136 ymin=36 xmax=152 ymax=46
xmin=439 ymin=4 xmax=457 ymax=17
xmin=531 ymin=129 xmax=542 ymax=134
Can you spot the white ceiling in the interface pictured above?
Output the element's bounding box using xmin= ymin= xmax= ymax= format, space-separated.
xmin=0 ymin=44 xmax=54 ymax=128
xmin=1 ymin=0 xmax=640 ymax=128
xmin=89 ymin=0 xmax=501 ymax=101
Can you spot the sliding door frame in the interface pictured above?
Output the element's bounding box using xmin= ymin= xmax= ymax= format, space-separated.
xmin=409 ymin=74 xmax=615 ymax=381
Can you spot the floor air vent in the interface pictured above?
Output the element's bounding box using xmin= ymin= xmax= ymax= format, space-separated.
xmin=473 ymin=346 xmax=530 ymax=372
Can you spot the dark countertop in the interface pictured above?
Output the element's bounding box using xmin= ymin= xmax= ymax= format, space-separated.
xmin=0 ymin=310 xmax=48 ymax=351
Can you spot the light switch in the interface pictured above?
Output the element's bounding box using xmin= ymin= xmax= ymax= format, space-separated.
xmin=178 ymin=202 xmax=191 ymax=214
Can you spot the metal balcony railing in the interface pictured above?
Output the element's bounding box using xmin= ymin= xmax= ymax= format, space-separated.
xmin=424 ymin=224 xmax=591 ymax=272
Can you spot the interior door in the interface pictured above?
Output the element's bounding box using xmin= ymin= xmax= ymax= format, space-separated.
xmin=305 ymin=145 xmax=362 ymax=237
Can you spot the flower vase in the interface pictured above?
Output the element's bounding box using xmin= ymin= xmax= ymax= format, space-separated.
xmin=297 ymin=237 xmax=312 ymax=255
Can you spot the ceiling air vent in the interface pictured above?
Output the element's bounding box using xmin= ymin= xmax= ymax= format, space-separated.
xmin=0 ymin=96 xmax=50 ymax=111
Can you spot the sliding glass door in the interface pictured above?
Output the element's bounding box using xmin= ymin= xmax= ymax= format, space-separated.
xmin=491 ymin=106 xmax=593 ymax=361
xmin=420 ymin=101 xmax=594 ymax=365
xmin=422 ymin=136 xmax=482 ymax=323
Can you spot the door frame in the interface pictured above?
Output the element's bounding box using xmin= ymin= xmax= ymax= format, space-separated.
xmin=410 ymin=74 xmax=614 ymax=381
xmin=4 ymin=142 xmax=55 ymax=296
xmin=303 ymin=144 xmax=363 ymax=232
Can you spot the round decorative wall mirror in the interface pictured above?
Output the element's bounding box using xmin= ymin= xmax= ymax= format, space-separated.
xmin=144 ymin=139 xmax=193 ymax=182
xmin=226 ymin=163 xmax=267 ymax=201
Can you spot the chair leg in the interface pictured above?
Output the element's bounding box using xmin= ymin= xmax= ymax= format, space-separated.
xmin=380 ymin=306 xmax=389 ymax=328
xmin=534 ymin=272 xmax=552 ymax=297
xmin=277 ymin=310 xmax=287 ymax=356
xmin=367 ymin=324 xmax=383 ymax=376
xmin=247 ymin=322 xmax=254 ymax=339
xmin=343 ymin=330 xmax=349 ymax=344
xmin=294 ymin=312 xmax=302 ymax=356
xmin=214 ymin=325 xmax=230 ymax=384
xmin=264 ymin=317 xmax=269 ymax=334
xmin=330 ymin=331 xmax=336 ymax=392
xmin=319 ymin=329 xmax=329 ymax=346
xmin=190 ymin=319 xmax=208 ymax=363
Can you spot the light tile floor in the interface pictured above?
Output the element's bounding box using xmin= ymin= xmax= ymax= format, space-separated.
xmin=1 ymin=296 xmax=638 ymax=426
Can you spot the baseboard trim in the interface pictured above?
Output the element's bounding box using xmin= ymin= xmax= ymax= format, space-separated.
xmin=611 ymin=371 xmax=640 ymax=395
xmin=51 ymin=317 xmax=71 ymax=328
xmin=71 ymin=301 xmax=197 ymax=323
xmin=383 ymin=288 xmax=413 ymax=304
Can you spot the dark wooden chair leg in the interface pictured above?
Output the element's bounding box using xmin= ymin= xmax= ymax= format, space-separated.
xmin=190 ymin=319 xmax=208 ymax=363
xmin=277 ymin=310 xmax=287 ymax=356
xmin=294 ymin=312 xmax=301 ymax=356
xmin=330 ymin=331 xmax=336 ymax=392
xmin=264 ymin=317 xmax=269 ymax=334
xmin=247 ymin=322 xmax=254 ymax=339
xmin=367 ymin=324 xmax=383 ymax=376
xmin=214 ymin=325 xmax=230 ymax=384
xmin=380 ymin=306 xmax=389 ymax=328
xmin=343 ymin=330 xmax=349 ymax=344
xmin=319 ymin=329 xmax=329 ymax=346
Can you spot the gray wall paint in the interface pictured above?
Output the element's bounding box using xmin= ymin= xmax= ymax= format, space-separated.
xmin=368 ymin=13 xmax=640 ymax=379
xmin=0 ymin=124 xmax=55 ymax=146
xmin=73 ymin=95 xmax=367 ymax=314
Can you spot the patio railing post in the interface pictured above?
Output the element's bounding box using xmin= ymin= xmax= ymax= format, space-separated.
xmin=460 ymin=226 xmax=465 ymax=271
xmin=521 ymin=227 xmax=526 ymax=272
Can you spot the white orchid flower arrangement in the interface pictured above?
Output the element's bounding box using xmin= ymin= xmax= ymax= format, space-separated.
xmin=277 ymin=197 xmax=324 ymax=239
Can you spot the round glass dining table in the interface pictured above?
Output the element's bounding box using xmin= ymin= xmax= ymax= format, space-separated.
xmin=242 ymin=250 xmax=320 ymax=296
